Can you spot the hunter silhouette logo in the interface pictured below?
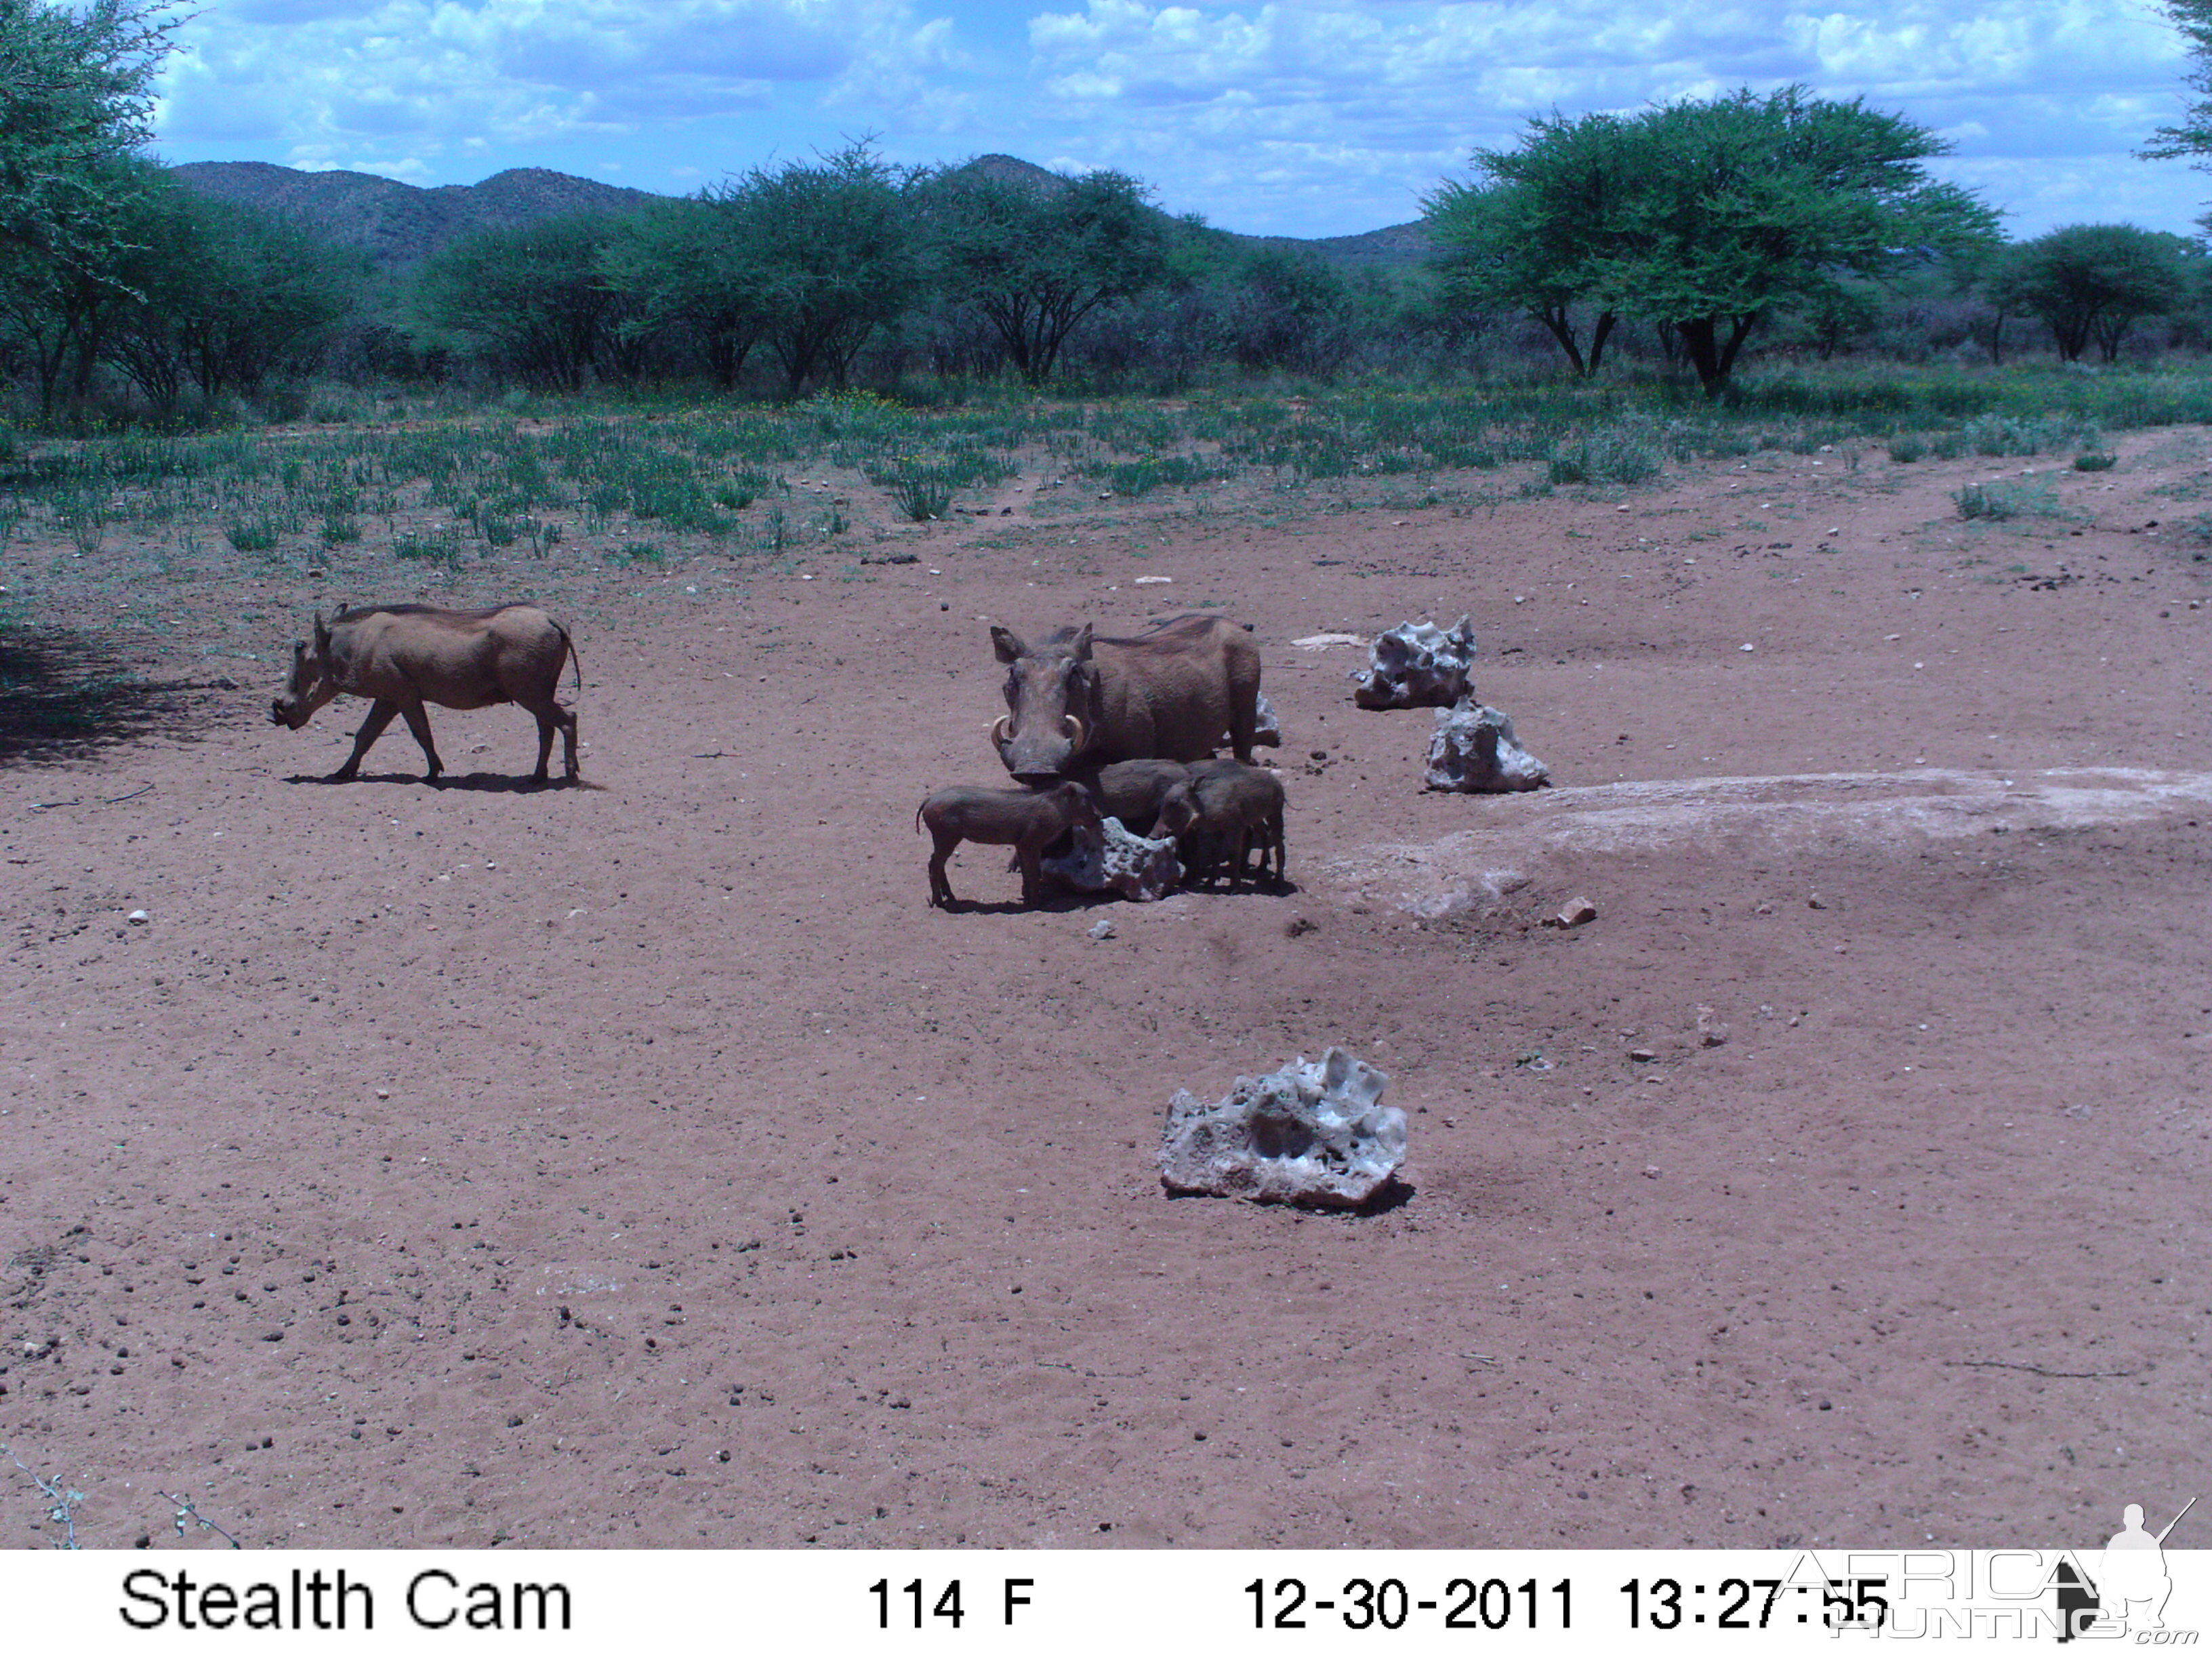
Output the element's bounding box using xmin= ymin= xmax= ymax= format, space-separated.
xmin=2057 ymin=1495 xmax=2196 ymax=1640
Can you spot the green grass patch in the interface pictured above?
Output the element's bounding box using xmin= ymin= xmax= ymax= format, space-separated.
xmin=224 ymin=515 xmax=279 ymax=552
xmin=1954 ymin=480 xmax=2066 ymax=521
xmin=1549 ymin=425 xmax=1661 ymax=487
xmin=393 ymin=529 xmax=460 ymax=562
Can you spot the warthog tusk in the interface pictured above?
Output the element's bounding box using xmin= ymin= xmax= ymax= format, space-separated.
xmin=990 ymin=716 xmax=1013 ymax=747
xmin=1061 ymin=715 xmax=1086 ymax=750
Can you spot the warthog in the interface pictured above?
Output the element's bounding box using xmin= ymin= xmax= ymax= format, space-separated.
xmin=917 ymin=782 xmax=1103 ymax=908
xmin=1170 ymin=759 xmax=1286 ymax=891
xmin=1076 ymin=758 xmax=1195 ymax=838
xmin=989 ymin=615 xmax=1263 ymax=784
xmin=271 ymin=604 xmax=581 ymax=784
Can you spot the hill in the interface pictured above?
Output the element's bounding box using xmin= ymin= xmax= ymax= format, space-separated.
xmin=168 ymin=163 xmax=661 ymax=270
xmin=168 ymin=157 xmax=1433 ymax=274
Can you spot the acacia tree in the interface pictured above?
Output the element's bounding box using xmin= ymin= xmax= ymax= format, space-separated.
xmin=0 ymin=159 xmax=144 ymax=411
xmin=415 ymin=212 xmax=642 ymax=390
xmin=1991 ymin=224 xmax=2194 ymax=362
xmin=918 ymin=164 xmax=1167 ymax=384
xmin=1431 ymin=87 xmax=2000 ymax=394
xmin=737 ymin=144 xmax=916 ymax=396
xmin=1224 ymin=245 xmax=1357 ymax=373
xmin=98 ymin=180 xmax=361 ymax=416
xmin=598 ymin=195 xmax=771 ymax=390
xmin=0 ymin=0 xmax=173 ymax=270
xmin=2143 ymin=0 xmax=2212 ymax=189
xmin=0 ymin=1 xmax=173 ymax=412
xmin=1424 ymin=111 xmax=1633 ymax=377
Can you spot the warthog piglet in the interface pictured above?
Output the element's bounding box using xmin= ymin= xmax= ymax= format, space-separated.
xmin=917 ymin=783 xmax=1103 ymax=908
xmin=1169 ymin=759 xmax=1287 ymax=891
xmin=1077 ymin=758 xmax=1194 ymax=837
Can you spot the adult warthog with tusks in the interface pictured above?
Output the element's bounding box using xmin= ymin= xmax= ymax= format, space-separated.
xmin=989 ymin=614 xmax=1263 ymax=784
xmin=271 ymin=604 xmax=581 ymax=784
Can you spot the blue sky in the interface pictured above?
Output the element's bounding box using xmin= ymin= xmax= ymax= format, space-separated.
xmin=152 ymin=0 xmax=2206 ymax=239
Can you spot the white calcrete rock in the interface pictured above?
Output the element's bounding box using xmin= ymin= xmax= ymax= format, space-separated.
xmin=1252 ymin=690 xmax=1282 ymax=747
xmin=1044 ymin=816 xmax=1183 ymax=903
xmin=1353 ymin=616 xmax=1478 ymax=710
xmin=1158 ymin=1048 xmax=1407 ymax=1208
xmin=1425 ymin=699 xmax=1551 ymax=793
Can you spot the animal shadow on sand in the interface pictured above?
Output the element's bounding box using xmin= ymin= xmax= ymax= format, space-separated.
xmin=932 ymin=887 xmax=1112 ymax=917
xmin=283 ymin=769 xmax=602 ymax=793
xmin=0 ymin=626 xmax=219 ymax=767
xmin=936 ymin=875 xmax=1296 ymax=914
xmin=1160 ymin=1174 xmax=1415 ymax=1214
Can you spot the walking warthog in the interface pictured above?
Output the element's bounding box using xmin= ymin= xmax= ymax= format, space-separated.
xmin=271 ymin=604 xmax=581 ymax=783
xmin=989 ymin=615 xmax=1263 ymax=783
xmin=917 ymin=783 xmax=1102 ymax=908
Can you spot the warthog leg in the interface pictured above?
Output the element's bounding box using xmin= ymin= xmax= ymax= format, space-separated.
xmin=333 ymin=698 xmax=401 ymax=781
xmin=1015 ymin=840 xmax=1046 ymax=907
xmin=397 ymin=699 xmax=443 ymax=781
xmin=927 ymin=832 xmax=960 ymax=907
xmin=520 ymin=696 xmax=580 ymax=783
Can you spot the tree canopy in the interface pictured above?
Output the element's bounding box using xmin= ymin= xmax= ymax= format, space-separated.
xmin=597 ymin=197 xmax=771 ymax=390
xmin=416 ymin=213 xmax=639 ymax=392
xmin=1425 ymin=111 xmax=1635 ymax=377
xmin=916 ymin=164 xmax=1167 ymax=385
xmin=1427 ymin=87 xmax=2001 ymax=394
xmin=0 ymin=0 xmax=173 ymax=271
xmin=1988 ymin=224 xmax=2196 ymax=363
xmin=2143 ymin=0 xmax=2212 ymax=176
xmin=736 ymin=144 xmax=916 ymax=397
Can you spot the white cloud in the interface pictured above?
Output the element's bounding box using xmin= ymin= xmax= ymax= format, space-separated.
xmin=157 ymin=0 xmax=956 ymax=173
xmin=148 ymin=0 xmax=2210 ymax=234
xmin=1013 ymin=0 xmax=2202 ymax=233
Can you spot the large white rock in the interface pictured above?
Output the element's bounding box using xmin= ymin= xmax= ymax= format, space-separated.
xmin=1158 ymin=1048 xmax=1407 ymax=1208
xmin=1353 ymin=617 xmax=1478 ymax=710
xmin=1043 ymin=815 xmax=1184 ymax=902
xmin=1425 ymin=699 xmax=1551 ymax=793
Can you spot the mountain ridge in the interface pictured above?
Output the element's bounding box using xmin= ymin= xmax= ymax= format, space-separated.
xmin=167 ymin=157 xmax=1431 ymax=272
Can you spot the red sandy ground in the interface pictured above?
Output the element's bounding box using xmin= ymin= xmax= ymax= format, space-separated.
xmin=1 ymin=427 xmax=2207 ymax=1550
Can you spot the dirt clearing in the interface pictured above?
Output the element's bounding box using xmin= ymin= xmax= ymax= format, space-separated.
xmin=2 ymin=428 xmax=2207 ymax=1548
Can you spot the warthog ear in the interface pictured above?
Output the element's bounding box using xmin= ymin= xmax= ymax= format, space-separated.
xmin=312 ymin=611 xmax=331 ymax=653
xmin=1069 ymin=623 xmax=1094 ymax=661
xmin=989 ymin=624 xmax=1027 ymax=664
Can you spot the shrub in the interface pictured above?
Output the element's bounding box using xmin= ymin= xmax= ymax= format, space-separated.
xmin=1955 ymin=480 xmax=2064 ymax=520
xmin=892 ymin=472 xmax=951 ymax=521
xmin=2073 ymin=452 xmax=2116 ymax=472
xmin=714 ymin=469 xmax=777 ymax=510
xmin=394 ymin=529 xmax=459 ymax=562
xmin=225 ymin=516 xmax=278 ymax=552
xmin=1548 ymin=426 xmax=1660 ymax=486
xmin=1887 ymin=435 xmax=1925 ymax=463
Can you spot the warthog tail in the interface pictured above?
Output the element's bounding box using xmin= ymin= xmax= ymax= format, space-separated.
xmin=557 ymin=624 xmax=582 ymax=691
